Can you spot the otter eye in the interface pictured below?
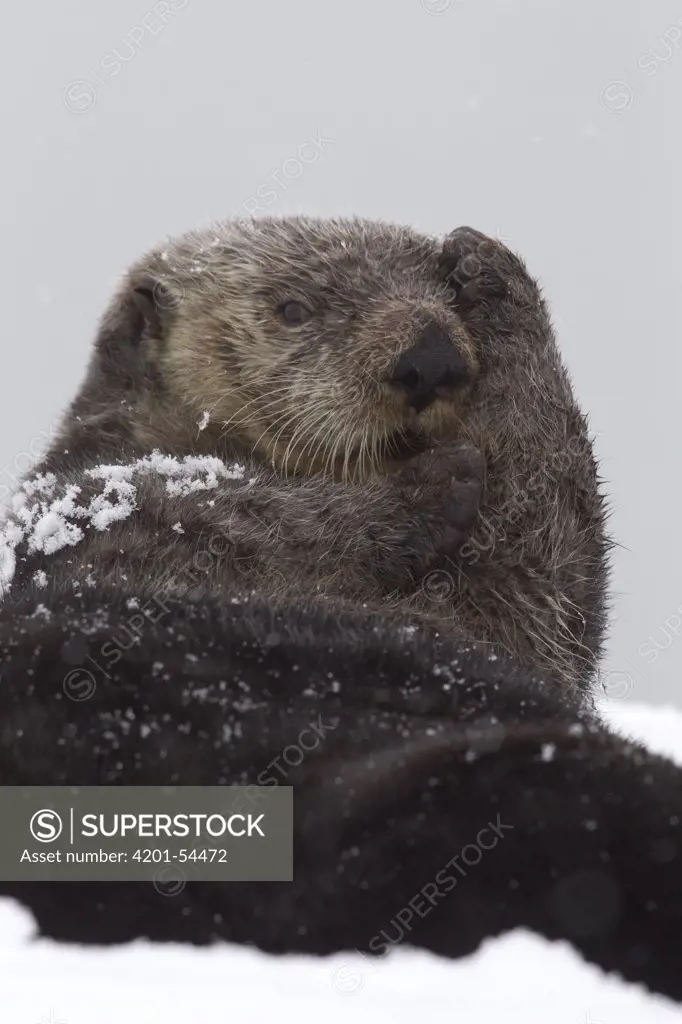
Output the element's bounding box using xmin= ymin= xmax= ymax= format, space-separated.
xmin=280 ymin=301 xmax=312 ymax=326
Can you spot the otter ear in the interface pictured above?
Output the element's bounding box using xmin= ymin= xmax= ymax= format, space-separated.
xmin=128 ymin=281 xmax=167 ymax=343
xmin=93 ymin=271 xmax=180 ymax=383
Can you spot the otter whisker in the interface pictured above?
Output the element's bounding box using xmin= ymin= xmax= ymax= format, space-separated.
xmin=306 ymin=410 xmax=345 ymax=479
xmin=321 ymin=420 xmax=346 ymax=482
xmin=339 ymin=422 xmax=356 ymax=483
xmin=248 ymin=393 xmax=322 ymax=468
xmin=273 ymin=397 xmax=340 ymax=477
xmin=217 ymin=387 xmax=294 ymax=443
xmin=284 ymin=406 xmax=335 ymax=478
xmin=357 ymin=424 xmax=368 ymax=482
xmin=292 ymin=407 xmax=340 ymax=477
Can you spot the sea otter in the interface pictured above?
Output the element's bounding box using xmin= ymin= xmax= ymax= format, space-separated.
xmin=0 ymin=221 xmax=607 ymax=692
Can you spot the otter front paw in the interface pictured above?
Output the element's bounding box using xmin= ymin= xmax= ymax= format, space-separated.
xmin=438 ymin=226 xmax=539 ymax=313
xmin=397 ymin=440 xmax=485 ymax=569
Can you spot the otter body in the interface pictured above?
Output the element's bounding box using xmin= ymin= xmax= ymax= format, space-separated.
xmin=1 ymin=588 xmax=682 ymax=1002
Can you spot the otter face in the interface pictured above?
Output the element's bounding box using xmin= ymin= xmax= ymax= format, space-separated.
xmin=99 ymin=217 xmax=479 ymax=480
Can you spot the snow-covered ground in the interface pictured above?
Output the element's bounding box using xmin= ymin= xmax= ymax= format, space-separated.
xmin=3 ymin=701 xmax=682 ymax=1023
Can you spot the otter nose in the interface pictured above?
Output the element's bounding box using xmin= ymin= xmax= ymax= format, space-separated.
xmin=389 ymin=322 xmax=469 ymax=413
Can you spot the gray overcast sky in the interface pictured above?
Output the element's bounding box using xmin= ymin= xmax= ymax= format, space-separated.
xmin=1 ymin=0 xmax=680 ymax=704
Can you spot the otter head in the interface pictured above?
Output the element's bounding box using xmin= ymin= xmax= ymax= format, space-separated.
xmin=86 ymin=216 xmax=480 ymax=480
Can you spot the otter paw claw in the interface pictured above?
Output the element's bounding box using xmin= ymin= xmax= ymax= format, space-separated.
xmin=399 ymin=441 xmax=485 ymax=555
xmin=438 ymin=226 xmax=516 ymax=310
xmin=441 ymin=442 xmax=485 ymax=535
